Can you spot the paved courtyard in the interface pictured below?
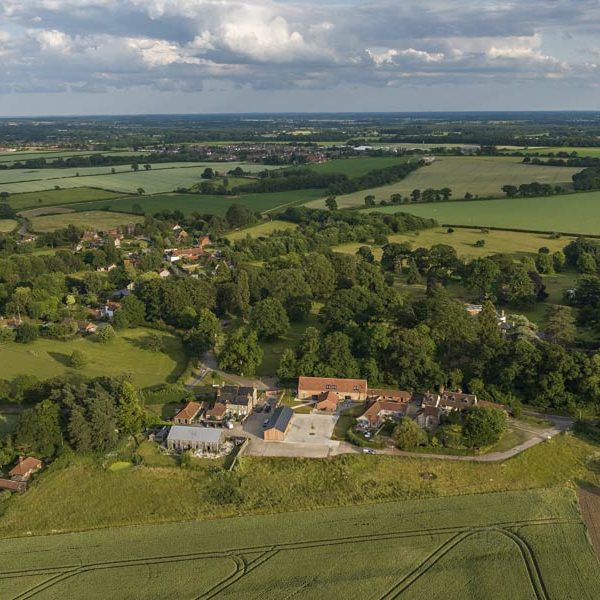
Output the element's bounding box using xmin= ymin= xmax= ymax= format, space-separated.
xmin=285 ymin=413 xmax=338 ymax=444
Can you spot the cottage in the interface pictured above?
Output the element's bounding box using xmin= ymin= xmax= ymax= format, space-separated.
xmin=416 ymin=405 xmax=442 ymax=430
xmin=9 ymin=456 xmax=42 ymax=482
xmin=357 ymin=400 xmax=407 ymax=430
xmin=204 ymin=402 xmax=227 ymax=421
xmin=218 ymin=386 xmax=257 ymax=417
xmin=368 ymin=389 xmax=412 ymax=403
xmin=79 ymin=321 xmax=97 ymax=334
xmin=263 ymin=406 xmax=294 ymax=441
xmin=315 ymin=390 xmax=339 ymax=412
xmin=298 ymin=376 xmax=368 ymax=402
xmin=173 ymin=401 xmax=203 ymax=425
xmin=166 ymin=426 xmax=225 ymax=453
xmin=422 ymin=391 xmax=478 ymax=412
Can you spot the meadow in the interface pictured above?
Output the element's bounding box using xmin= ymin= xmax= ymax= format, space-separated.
xmin=64 ymin=189 xmax=325 ymax=217
xmin=0 ymin=328 xmax=186 ymax=388
xmin=0 ymin=150 xmax=141 ymax=164
xmin=0 ymin=219 xmax=17 ymax=233
xmin=533 ymin=146 xmax=600 ymax=158
xmin=308 ymin=156 xmax=414 ymax=177
xmin=8 ymin=187 xmax=127 ymax=212
xmin=305 ymin=156 xmax=581 ymax=208
xmin=0 ymin=162 xmax=279 ymax=194
xmin=369 ymin=190 xmax=600 ymax=235
xmin=29 ymin=210 xmax=144 ymax=232
xmin=226 ymin=220 xmax=298 ymax=241
xmin=0 ymin=485 xmax=597 ymax=599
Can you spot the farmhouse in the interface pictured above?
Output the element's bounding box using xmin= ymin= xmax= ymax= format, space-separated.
xmin=204 ymin=402 xmax=227 ymax=421
xmin=9 ymin=456 xmax=42 ymax=482
xmin=263 ymin=406 xmax=294 ymax=442
xmin=218 ymin=386 xmax=257 ymax=417
xmin=173 ymin=401 xmax=203 ymax=425
xmin=368 ymin=389 xmax=412 ymax=403
xmin=315 ymin=390 xmax=339 ymax=412
xmin=416 ymin=405 xmax=442 ymax=430
xmin=298 ymin=376 xmax=368 ymax=402
xmin=166 ymin=426 xmax=225 ymax=453
xmin=357 ymin=400 xmax=408 ymax=430
xmin=422 ymin=391 xmax=478 ymax=412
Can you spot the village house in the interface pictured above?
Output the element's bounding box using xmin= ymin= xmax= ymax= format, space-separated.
xmin=356 ymin=399 xmax=408 ymax=430
xmin=0 ymin=316 xmax=22 ymax=330
xmin=217 ymin=386 xmax=257 ymax=417
xmin=422 ymin=391 xmax=478 ymax=413
xmin=315 ymin=390 xmax=339 ymax=412
xmin=0 ymin=479 xmax=26 ymax=493
xmin=298 ymin=376 xmax=368 ymax=402
xmin=368 ymin=389 xmax=413 ymax=403
xmin=166 ymin=426 xmax=225 ymax=453
xmin=173 ymin=401 xmax=204 ymax=425
xmin=416 ymin=405 xmax=442 ymax=430
xmin=9 ymin=456 xmax=42 ymax=482
xmin=204 ymin=402 xmax=227 ymax=422
xmin=79 ymin=321 xmax=97 ymax=334
xmin=263 ymin=406 xmax=294 ymax=442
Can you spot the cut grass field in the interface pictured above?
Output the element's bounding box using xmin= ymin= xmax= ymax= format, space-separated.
xmin=0 ymin=482 xmax=598 ymax=599
xmin=0 ymin=328 xmax=187 ymax=389
xmin=305 ymin=156 xmax=582 ymax=209
xmin=308 ymin=156 xmax=414 ymax=177
xmin=30 ymin=210 xmax=144 ymax=232
xmin=226 ymin=220 xmax=298 ymax=241
xmin=65 ymin=189 xmax=326 ymax=217
xmin=9 ymin=187 xmax=127 ymax=212
xmin=333 ymin=227 xmax=574 ymax=261
xmin=369 ymin=190 xmax=600 ymax=235
xmin=0 ymin=219 xmax=17 ymax=233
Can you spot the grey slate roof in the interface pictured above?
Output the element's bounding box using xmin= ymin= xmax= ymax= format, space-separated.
xmin=167 ymin=425 xmax=224 ymax=444
xmin=266 ymin=406 xmax=293 ymax=433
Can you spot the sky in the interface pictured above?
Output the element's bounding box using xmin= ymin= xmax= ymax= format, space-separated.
xmin=0 ymin=0 xmax=599 ymax=116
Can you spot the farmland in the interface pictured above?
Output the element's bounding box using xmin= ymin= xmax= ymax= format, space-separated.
xmin=63 ymin=189 xmax=325 ymax=217
xmin=532 ymin=146 xmax=600 ymax=158
xmin=226 ymin=220 xmax=298 ymax=241
xmin=308 ymin=156 xmax=414 ymax=177
xmin=368 ymin=190 xmax=600 ymax=235
xmin=0 ymin=219 xmax=17 ymax=232
xmin=29 ymin=210 xmax=144 ymax=232
xmin=305 ymin=156 xmax=581 ymax=209
xmin=0 ymin=328 xmax=186 ymax=388
xmin=0 ymin=150 xmax=141 ymax=164
xmin=0 ymin=162 xmax=278 ymax=194
xmin=0 ymin=486 xmax=598 ymax=599
xmin=8 ymin=187 xmax=127 ymax=212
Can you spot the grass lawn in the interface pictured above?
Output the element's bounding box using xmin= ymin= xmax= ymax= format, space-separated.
xmin=226 ymin=220 xmax=298 ymax=241
xmin=30 ymin=210 xmax=144 ymax=232
xmin=136 ymin=441 xmax=178 ymax=468
xmin=305 ymin=156 xmax=581 ymax=209
xmin=367 ymin=190 xmax=600 ymax=235
xmin=333 ymin=227 xmax=574 ymax=261
xmin=9 ymin=187 xmax=127 ymax=211
xmin=0 ymin=219 xmax=17 ymax=233
xmin=308 ymin=156 xmax=414 ymax=178
xmin=0 ymin=486 xmax=598 ymax=599
xmin=332 ymin=403 xmax=365 ymax=440
xmin=0 ymin=328 xmax=187 ymax=389
xmin=63 ymin=189 xmax=325 ymax=217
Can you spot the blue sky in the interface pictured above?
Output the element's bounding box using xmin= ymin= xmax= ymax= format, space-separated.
xmin=0 ymin=0 xmax=599 ymax=116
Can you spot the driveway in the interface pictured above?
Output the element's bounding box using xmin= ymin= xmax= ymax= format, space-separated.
xmin=285 ymin=414 xmax=338 ymax=444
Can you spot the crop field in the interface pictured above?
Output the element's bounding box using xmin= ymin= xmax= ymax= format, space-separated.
xmin=0 ymin=162 xmax=279 ymax=194
xmin=0 ymin=328 xmax=186 ymax=388
xmin=369 ymin=190 xmax=600 ymax=235
xmin=226 ymin=220 xmax=298 ymax=241
xmin=0 ymin=487 xmax=598 ymax=599
xmin=305 ymin=156 xmax=582 ymax=209
xmin=0 ymin=219 xmax=17 ymax=233
xmin=532 ymin=147 xmax=600 ymax=158
xmin=308 ymin=156 xmax=414 ymax=177
xmin=333 ymin=227 xmax=574 ymax=261
xmin=0 ymin=150 xmax=141 ymax=164
xmin=8 ymin=187 xmax=128 ymax=212
xmin=29 ymin=210 xmax=144 ymax=232
xmin=64 ymin=189 xmax=325 ymax=217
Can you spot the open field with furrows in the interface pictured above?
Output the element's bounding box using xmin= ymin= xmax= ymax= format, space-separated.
xmin=9 ymin=187 xmax=128 ymax=212
xmin=0 ymin=487 xmax=598 ymax=599
xmin=0 ymin=162 xmax=280 ymax=194
xmin=64 ymin=189 xmax=326 ymax=217
xmin=226 ymin=220 xmax=298 ymax=241
xmin=368 ymin=190 xmax=600 ymax=235
xmin=333 ymin=228 xmax=575 ymax=261
xmin=305 ymin=156 xmax=582 ymax=209
xmin=0 ymin=219 xmax=17 ymax=233
xmin=0 ymin=328 xmax=186 ymax=388
xmin=308 ymin=156 xmax=414 ymax=177
xmin=29 ymin=210 xmax=144 ymax=232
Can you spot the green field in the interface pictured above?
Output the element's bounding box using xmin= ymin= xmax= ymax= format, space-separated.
xmin=0 ymin=219 xmax=17 ymax=233
xmin=334 ymin=227 xmax=574 ymax=261
xmin=0 ymin=328 xmax=186 ymax=388
xmin=369 ymin=190 xmax=600 ymax=235
xmin=308 ymin=156 xmax=413 ymax=177
xmin=30 ymin=210 xmax=144 ymax=232
xmin=532 ymin=146 xmax=600 ymax=158
xmin=64 ymin=189 xmax=325 ymax=217
xmin=0 ymin=486 xmax=597 ymax=599
xmin=0 ymin=162 xmax=279 ymax=194
xmin=0 ymin=150 xmax=141 ymax=165
xmin=226 ymin=220 xmax=298 ymax=241
xmin=8 ymin=187 xmax=127 ymax=212
xmin=306 ymin=156 xmax=582 ymax=209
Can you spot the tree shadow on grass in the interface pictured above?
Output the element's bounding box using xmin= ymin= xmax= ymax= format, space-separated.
xmin=48 ymin=351 xmax=72 ymax=368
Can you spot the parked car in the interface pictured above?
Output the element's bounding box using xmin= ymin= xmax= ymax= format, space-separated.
xmin=362 ymin=448 xmax=376 ymax=454
xmin=255 ymin=405 xmax=263 ymax=413
xmin=264 ymin=404 xmax=271 ymax=413
xmin=263 ymin=419 xmax=270 ymax=427
xmin=225 ymin=421 xmax=234 ymax=430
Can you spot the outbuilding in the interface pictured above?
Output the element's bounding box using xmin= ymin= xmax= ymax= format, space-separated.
xmin=263 ymin=406 xmax=294 ymax=442
xmin=166 ymin=426 xmax=225 ymax=453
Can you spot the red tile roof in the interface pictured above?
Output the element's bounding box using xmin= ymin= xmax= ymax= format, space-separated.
xmin=316 ymin=390 xmax=339 ymax=411
xmin=173 ymin=401 xmax=202 ymax=422
xmin=298 ymin=376 xmax=367 ymax=395
xmin=9 ymin=456 xmax=42 ymax=478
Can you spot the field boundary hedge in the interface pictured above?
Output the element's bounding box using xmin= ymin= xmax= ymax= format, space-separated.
xmin=441 ymin=223 xmax=600 ymax=239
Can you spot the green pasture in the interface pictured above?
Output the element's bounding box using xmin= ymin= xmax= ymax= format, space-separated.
xmin=0 ymin=219 xmax=17 ymax=233
xmin=306 ymin=156 xmax=581 ymax=209
xmin=0 ymin=328 xmax=186 ymax=388
xmin=0 ymin=486 xmax=598 ymax=599
xmin=369 ymin=190 xmax=600 ymax=235
xmin=29 ymin=210 xmax=144 ymax=232
xmin=308 ymin=156 xmax=413 ymax=177
xmin=9 ymin=187 xmax=127 ymax=212
xmin=0 ymin=150 xmax=141 ymax=164
xmin=226 ymin=220 xmax=298 ymax=241
xmin=65 ymin=189 xmax=325 ymax=217
xmin=531 ymin=146 xmax=600 ymax=158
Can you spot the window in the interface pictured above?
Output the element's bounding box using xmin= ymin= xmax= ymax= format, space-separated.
xmin=353 ymin=385 xmax=359 ymax=391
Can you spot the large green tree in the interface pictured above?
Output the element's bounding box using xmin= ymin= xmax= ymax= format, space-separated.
xmin=251 ymin=298 xmax=290 ymax=340
xmin=218 ymin=326 xmax=263 ymax=376
xmin=462 ymin=406 xmax=507 ymax=448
